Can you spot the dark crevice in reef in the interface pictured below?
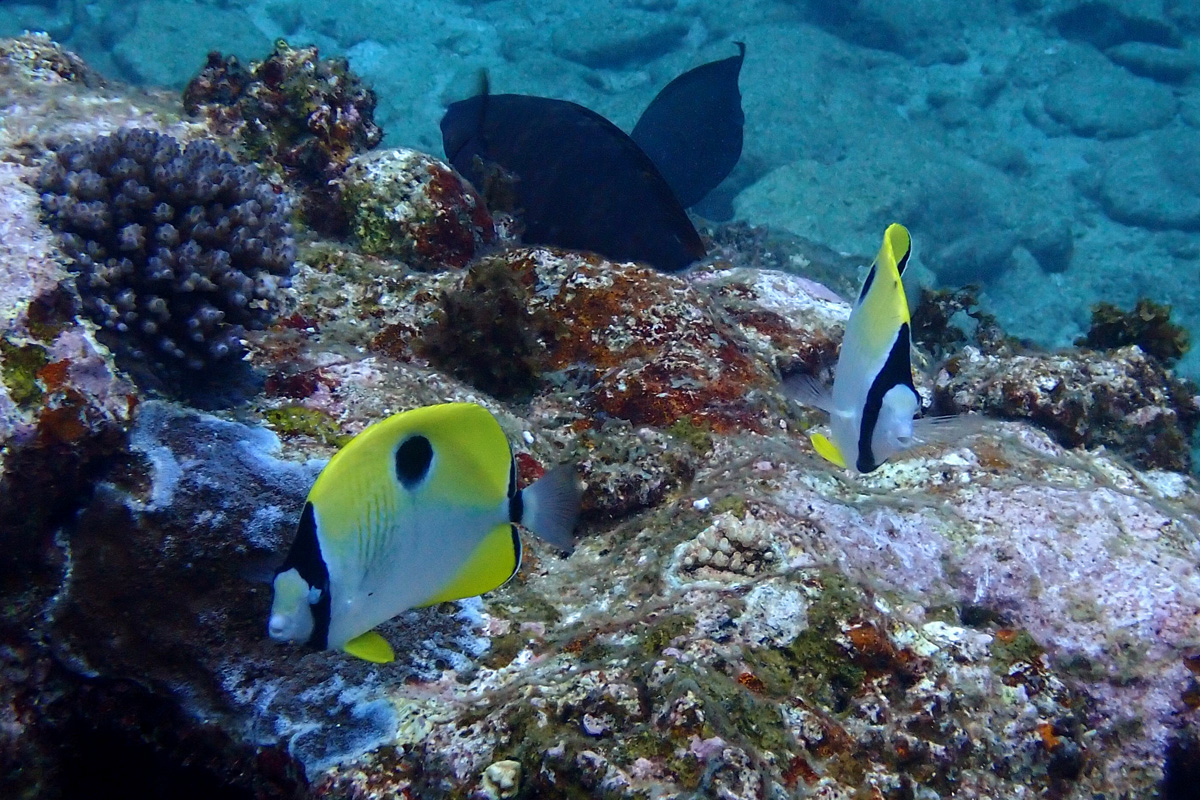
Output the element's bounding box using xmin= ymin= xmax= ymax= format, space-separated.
xmin=1 ymin=653 xmax=308 ymax=800
xmin=1162 ymin=734 xmax=1200 ymax=800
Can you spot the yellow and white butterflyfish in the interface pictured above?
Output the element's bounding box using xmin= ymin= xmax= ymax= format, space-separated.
xmin=268 ymin=402 xmax=580 ymax=663
xmin=786 ymin=223 xmax=931 ymax=473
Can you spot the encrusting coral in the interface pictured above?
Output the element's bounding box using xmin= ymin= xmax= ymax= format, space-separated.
xmin=36 ymin=128 xmax=295 ymax=379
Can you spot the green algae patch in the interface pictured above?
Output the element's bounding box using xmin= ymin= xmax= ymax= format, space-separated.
xmin=480 ymin=630 xmax=529 ymax=669
xmin=616 ymin=730 xmax=703 ymax=790
xmin=990 ymin=628 xmax=1044 ymax=670
xmin=0 ymin=337 xmax=49 ymax=407
xmin=710 ymin=495 xmax=749 ymax=517
xmin=264 ymin=406 xmax=350 ymax=447
xmin=742 ymin=571 xmax=869 ymax=707
xmin=665 ymin=417 xmax=713 ymax=455
xmin=662 ymin=663 xmax=794 ymax=758
xmin=640 ymin=614 xmax=694 ymax=655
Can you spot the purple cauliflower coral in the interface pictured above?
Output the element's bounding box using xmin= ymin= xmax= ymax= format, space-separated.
xmin=37 ymin=128 xmax=295 ymax=376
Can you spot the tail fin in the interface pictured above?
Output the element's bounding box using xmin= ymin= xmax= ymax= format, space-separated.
xmin=519 ymin=464 xmax=581 ymax=553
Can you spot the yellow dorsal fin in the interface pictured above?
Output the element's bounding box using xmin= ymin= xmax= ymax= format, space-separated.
xmin=882 ymin=223 xmax=911 ymax=276
xmin=810 ymin=432 xmax=848 ymax=469
xmin=343 ymin=630 xmax=395 ymax=663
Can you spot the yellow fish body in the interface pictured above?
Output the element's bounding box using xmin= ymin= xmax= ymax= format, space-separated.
xmin=268 ymin=402 xmax=579 ymax=662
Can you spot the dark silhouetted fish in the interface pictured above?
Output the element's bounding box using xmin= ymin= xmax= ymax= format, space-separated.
xmin=441 ymin=93 xmax=706 ymax=272
xmin=632 ymin=43 xmax=746 ymax=209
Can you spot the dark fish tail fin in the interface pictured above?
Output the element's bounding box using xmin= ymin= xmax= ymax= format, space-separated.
xmin=518 ymin=464 xmax=580 ymax=553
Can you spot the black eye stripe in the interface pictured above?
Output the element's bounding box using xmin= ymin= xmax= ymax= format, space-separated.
xmin=395 ymin=435 xmax=434 ymax=489
xmin=277 ymin=501 xmax=331 ymax=649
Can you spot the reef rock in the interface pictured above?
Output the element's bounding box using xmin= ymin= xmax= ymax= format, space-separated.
xmin=936 ymin=343 xmax=1199 ymax=472
xmin=1040 ymin=60 xmax=1177 ymax=139
xmin=339 ymin=148 xmax=495 ymax=270
xmin=4 ymin=35 xmax=1200 ymax=800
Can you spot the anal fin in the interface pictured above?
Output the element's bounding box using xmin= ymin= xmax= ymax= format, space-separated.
xmin=810 ymin=432 xmax=848 ymax=469
xmin=343 ymin=630 xmax=395 ymax=663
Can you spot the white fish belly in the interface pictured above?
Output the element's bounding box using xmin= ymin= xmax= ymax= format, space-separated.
xmin=326 ymin=501 xmax=506 ymax=649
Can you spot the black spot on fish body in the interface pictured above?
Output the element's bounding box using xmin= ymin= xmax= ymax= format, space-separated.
xmin=395 ymin=435 xmax=434 ymax=489
xmin=441 ymin=94 xmax=706 ymax=272
xmin=507 ymin=457 xmax=517 ymax=498
xmin=856 ymin=322 xmax=917 ymax=473
xmin=632 ymin=43 xmax=746 ymax=209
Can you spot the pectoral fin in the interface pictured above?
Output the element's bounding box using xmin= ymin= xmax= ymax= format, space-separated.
xmin=343 ymin=630 xmax=396 ymax=663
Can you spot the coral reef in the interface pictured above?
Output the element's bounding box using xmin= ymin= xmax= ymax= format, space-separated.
xmin=935 ymin=344 xmax=1200 ymax=471
xmin=420 ymin=255 xmax=553 ymax=399
xmin=5 ymin=34 xmax=1200 ymax=800
xmin=183 ymin=41 xmax=382 ymax=234
xmin=339 ymin=148 xmax=496 ymax=269
xmin=0 ymin=32 xmax=102 ymax=87
xmin=36 ymin=128 xmax=295 ymax=378
xmin=1077 ymin=297 xmax=1191 ymax=366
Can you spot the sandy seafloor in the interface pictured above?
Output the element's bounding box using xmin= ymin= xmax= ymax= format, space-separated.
xmin=4 ymin=0 xmax=1200 ymax=374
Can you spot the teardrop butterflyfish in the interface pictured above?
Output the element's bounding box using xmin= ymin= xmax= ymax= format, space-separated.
xmin=268 ymin=402 xmax=580 ymax=663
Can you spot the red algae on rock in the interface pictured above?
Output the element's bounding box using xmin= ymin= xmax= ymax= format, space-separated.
xmin=523 ymin=250 xmax=778 ymax=431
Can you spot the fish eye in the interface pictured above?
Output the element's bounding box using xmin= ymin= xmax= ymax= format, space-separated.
xmin=395 ymin=435 xmax=434 ymax=489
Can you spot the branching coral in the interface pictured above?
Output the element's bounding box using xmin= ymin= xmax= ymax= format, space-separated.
xmin=36 ymin=128 xmax=295 ymax=378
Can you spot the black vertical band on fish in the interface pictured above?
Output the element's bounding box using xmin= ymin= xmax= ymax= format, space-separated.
xmin=855 ymin=322 xmax=918 ymax=473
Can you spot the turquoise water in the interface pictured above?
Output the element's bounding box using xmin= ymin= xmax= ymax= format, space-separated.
xmin=6 ymin=0 xmax=1200 ymax=376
